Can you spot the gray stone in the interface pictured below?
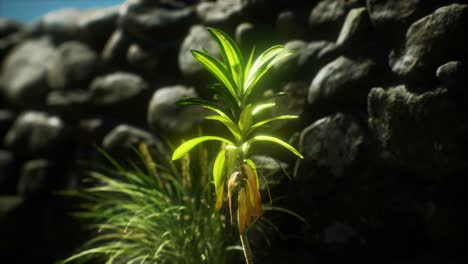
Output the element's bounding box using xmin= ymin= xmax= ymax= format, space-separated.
xmin=309 ymin=0 xmax=363 ymax=40
xmin=275 ymin=81 xmax=308 ymax=118
xmin=0 ymin=150 xmax=17 ymax=193
xmin=0 ymin=110 xmax=15 ymax=142
xmin=147 ymin=85 xmax=206 ymax=134
xmin=0 ymin=37 xmax=55 ymax=108
xmin=390 ymin=4 xmax=468 ymax=84
xmin=196 ymin=0 xmax=243 ymax=27
xmin=77 ymin=6 xmax=119 ymax=50
xmin=46 ymin=41 xmax=100 ymax=90
xmin=127 ymin=43 xmax=159 ymax=75
xmin=0 ymin=19 xmax=23 ymax=39
xmin=102 ymin=124 xmax=164 ymax=157
xmin=235 ymin=22 xmax=277 ymax=52
xmin=178 ymin=25 xmax=219 ymax=79
xmin=46 ymin=90 xmax=91 ymax=119
xmin=275 ymin=9 xmax=309 ymax=41
xmin=119 ymin=0 xmax=196 ymax=43
xmin=336 ymin=7 xmax=373 ymax=52
xmin=323 ymin=222 xmax=358 ymax=245
xmin=37 ymin=8 xmax=83 ymax=42
xmin=308 ymin=56 xmax=378 ymax=114
xmin=276 ymin=40 xmax=338 ymax=81
xmin=368 ymin=85 xmax=468 ymax=177
xmin=102 ymin=29 xmax=132 ymax=66
xmin=366 ymin=0 xmax=451 ymax=45
xmin=4 ymin=112 xmax=70 ymax=158
xmin=436 ymin=61 xmax=468 ymax=90
xmin=17 ymin=159 xmax=55 ymax=197
xmin=294 ymin=113 xmax=367 ymax=195
xmin=89 ymin=72 xmax=150 ymax=121
xmin=89 ymin=72 xmax=148 ymax=104
xmin=0 ymin=27 xmax=32 ymax=61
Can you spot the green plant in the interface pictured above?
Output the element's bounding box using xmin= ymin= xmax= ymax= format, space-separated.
xmin=61 ymin=144 xmax=228 ymax=264
xmin=172 ymin=27 xmax=303 ymax=263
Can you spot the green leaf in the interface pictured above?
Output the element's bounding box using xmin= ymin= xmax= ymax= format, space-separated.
xmin=246 ymin=115 xmax=298 ymax=136
xmin=205 ymin=115 xmax=242 ymax=142
xmin=225 ymin=145 xmax=237 ymax=177
xmin=247 ymin=135 xmax=303 ymax=159
xmin=244 ymin=47 xmax=294 ymax=99
xmin=176 ymin=97 xmax=218 ymax=108
xmin=213 ymin=149 xmax=226 ymax=189
xmin=238 ymin=104 xmax=253 ymax=133
xmin=191 ymin=50 xmax=240 ymax=103
xmin=252 ymin=103 xmax=275 ymax=115
xmin=213 ymin=149 xmax=226 ymax=211
xmin=178 ymin=97 xmax=237 ymax=126
xmin=207 ymin=28 xmax=245 ymax=91
xmin=172 ymin=136 xmax=234 ymax=160
xmin=244 ymin=46 xmax=255 ymax=84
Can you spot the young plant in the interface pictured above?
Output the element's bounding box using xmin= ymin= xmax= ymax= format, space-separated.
xmin=172 ymin=27 xmax=303 ymax=263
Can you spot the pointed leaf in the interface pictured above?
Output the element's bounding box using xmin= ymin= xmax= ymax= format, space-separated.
xmin=207 ymin=28 xmax=245 ymax=90
xmin=248 ymin=135 xmax=303 ymax=159
xmin=238 ymin=104 xmax=253 ymax=133
xmin=213 ymin=149 xmax=226 ymax=211
xmin=252 ymin=103 xmax=275 ymax=115
xmin=244 ymin=46 xmax=255 ymax=85
xmin=205 ymin=115 xmax=242 ymax=142
xmin=178 ymin=97 xmax=239 ymax=131
xmin=225 ymin=145 xmax=237 ymax=177
xmin=244 ymin=47 xmax=294 ymax=99
xmin=191 ymin=50 xmax=240 ymax=103
xmin=246 ymin=115 xmax=298 ymax=136
xmin=172 ymin=136 xmax=233 ymax=160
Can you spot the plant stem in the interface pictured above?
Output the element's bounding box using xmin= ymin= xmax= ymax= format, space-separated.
xmin=240 ymin=232 xmax=254 ymax=264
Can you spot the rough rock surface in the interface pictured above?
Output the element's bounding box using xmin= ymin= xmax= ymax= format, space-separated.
xmin=390 ymin=4 xmax=468 ymax=84
xmin=309 ymin=0 xmax=363 ymax=40
xmin=308 ymin=56 xmax=378 ymax=115
xmin=336 ymin=7 xmax=374 ymax=53
xmin=368 ymin=85 xmax=468 ymax=177
xmin=294 ymin=113 xmax=368 ymax=196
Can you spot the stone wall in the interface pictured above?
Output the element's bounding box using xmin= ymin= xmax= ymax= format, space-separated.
xmin=0 ymin=0 xmax=467 ymax=263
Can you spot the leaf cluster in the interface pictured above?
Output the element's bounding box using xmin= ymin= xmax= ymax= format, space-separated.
xmin=172 ymin=28 xmax=303 ymax=234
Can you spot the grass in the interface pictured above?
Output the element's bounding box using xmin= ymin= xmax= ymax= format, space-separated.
xmin=60 ymin=143 xmax=231 ymax=264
